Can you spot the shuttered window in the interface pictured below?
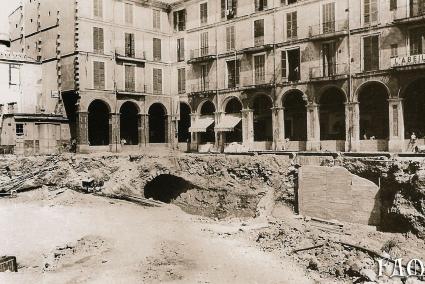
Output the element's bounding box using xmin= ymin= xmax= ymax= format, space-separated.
xmin=93 ymin=61 xmax=105 ymax=90
xmin=125 ymin=33 xmax=135 ymax=58
xmin=255 ymin=0 xmax=268 ymax=11
xmin=322 ymin=2 xmax=335 ymax=33
xmin=254 ymin=19 xmax=264 ymax=46
xmin=281 ymin=51 xmax=287 ymax=78
xmin=221 ymin=0 xmax=237 ymax=19
xmin=254 ymin=55 xmax=265 ymax=84
xmin=9 ymin=64 xmax=20 ymax=85
xmin=93 ymin=0 xmax=103 ymax=18
xmin=226 ymin=26 xmax=235 ymax=51
xmin=363 ymin=35 xmax=379 ymax=71
xmin=364 ymin=0 xmax=378 ymax=25
xmin=93 ymin=27 xmax=104 ymax=54
xmin=410 ymin=27 xmax=425 ymax=55
xmin=153 ymin=68 xmax=162 ymax=94
xmin=390 ymin=0 xmax=397 ymax=11
xmin=173 ymin=10 xmax=186 ymax=31
xmin=286 ymin=12 xmax=297 ymax=39
xmin=200 ymin=3 xmax=208 ymax=25
xmin=178 ymin=68 xmax=186 ymax=94
xmin=125 ymin=3 xmax=133 ymax=25
xmin=177 ymin=38 xmax=185 ymax=62
xmin=200 ymin=32 xmax=208 ymax=56
xmin=227 ymin=60 xmax=240 ymax=88
xmin=153 ymin=38 xmax=161 ymax=61
xmin=153 ymin=9 xmax=161 ymax=30
xmin=125 ymin=64 xmax=135 ymax=92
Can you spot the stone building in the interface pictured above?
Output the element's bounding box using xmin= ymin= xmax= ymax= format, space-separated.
xmin=9 ymin=0 xmax=425 ymax=153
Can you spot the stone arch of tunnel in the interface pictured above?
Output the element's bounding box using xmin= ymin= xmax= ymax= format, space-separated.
xmin=283 ymin=90 xmax=307 ymax=141
xmin=120 ymin=101 xmax=139 ymax=145
xmin=358 ymin=83 xmax=389 ymax=140
xmin=88 ymin=100 xmax=110 ymax=146
xmin=200 ymin=100 xmax=216 ymax=143
xmin=178 ymin=103 xmax=191 ymax=143
xmin=224 ymin=97 xmax=243 ymax=143
xmin=319 ymin=87 xmax=346 ymax=141
xmin=144 ymin=174 xmax=195 ymax=203
xmin=404 ymin=78 xmax=425 ymax=139
xmin=252 ymin=94 xmax=273 ymax=142
xmin=148 ymin=103 xmax=168 ymax=144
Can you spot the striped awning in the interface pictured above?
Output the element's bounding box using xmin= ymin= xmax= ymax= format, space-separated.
xmin=215 ymin=114 xmax=242 ymax=132
xmin=189 ymin=116 xmax=214 ymax=133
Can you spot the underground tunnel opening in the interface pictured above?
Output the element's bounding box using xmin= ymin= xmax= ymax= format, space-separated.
xmin=144 ymin=174 xmax=195 ymax=203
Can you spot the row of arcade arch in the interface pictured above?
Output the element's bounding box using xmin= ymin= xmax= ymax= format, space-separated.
xmin=190 ymin=78 xmax=425 ymax=151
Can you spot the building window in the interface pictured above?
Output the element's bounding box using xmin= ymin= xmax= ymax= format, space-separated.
xmin=153 ymin=9 xmax=161 ymax=30
xmin=286 ymin=11 xmax=297 ymax=40
xmin=254 ymin=19 xmax=265 ymax=46
xmin=227 ymin=60 xmax=240 ymax=88
xmin=322 ymin=2 xmax=335 ymax=33
xmin=221 ymin=0 xmax=237 ymax=19
xmin=125 ymin=33 xmax=135 ymax=58
xmin=391 ymin=44 xmax=398 ymax=58
xmin=226 ymin=26 xmax=235 ymax=51
xmin=125 ymin=3 xmax=133 ymax=25
xmin=178 ymin=68 xmax=186 ymax=94
xmin=153 ymin=68 xmax=162 ymax=94
xmin=281 ymin=51 xmax=287 ymax=78
xmin=153 ymin=38 xmax=161 ymax=61
xmin=93 ymin=0 xmax=103 ymax=17
xmin=254 ymin=54 xmax=265 ymax=84
xmin=9 ymin=64 xmax=20 ymax=86
xmin=125 ymin=64 xmax=135 ymax=92
xmin=364 ymin=0 xmax=378 ymax=25
xmin=390 ymin=0 xmax=397 ymax=11
xmin=200 ymin=3 xmax=208 ymax=25
xmin=177 ymin=38 xmax=184 ymax=62
xmin=363 ymin=35 xmax=379 ymax=71
xmin=200 ymin=32 xmax=209 ymax=56
xmin=173 ymin=10 xmax=186 ymax=31
xmin=282 ymin=49 xmax=300 ymax=81
xmin=93 ymin=61 xmax=105 ymax=90
xmin=93 ymin=27 xmax=104 ymax=54
xmin=410 ymin=27 xmax=425 ymax=55
xmin=16 ymin=123 xmax=24 ymax=136
xmin=255 ymin=0 xmax=268 ymax=11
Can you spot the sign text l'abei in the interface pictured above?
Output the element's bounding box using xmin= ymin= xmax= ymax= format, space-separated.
xmin=391 ymin=54 xmax=425 ymax=68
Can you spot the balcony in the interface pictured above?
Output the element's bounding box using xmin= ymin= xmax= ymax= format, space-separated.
xmin=392 ymin=4 xmax=425 ymax=24
xmin=190 ymin=80 xmax=217 ymax=95
xmin=390 ymin=53 xmax=425 ymax=71
xmin=308 ymin=20 xmax=348 ymax=41
xmin=240 ymin=73 xmax=275 ymax=90
xmin=117 ymin=84 xmax=149 ymax=95
xmin=115 ymin=51 xmax=146 ymax=64
xmin=241 ymin=36 xmax=274 ymax=54
xmin=309 ymin=63 xmax=348 ymax=80
xmin=188 ymin=46 xmax=217 ymax=64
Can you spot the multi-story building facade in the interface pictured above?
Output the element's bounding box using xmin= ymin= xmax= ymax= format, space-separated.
xmin=9 ymin=0 xmax=425 ymax=153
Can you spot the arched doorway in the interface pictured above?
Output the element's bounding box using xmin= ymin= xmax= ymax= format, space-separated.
xmin=200 ymin=100 xmax=215 ymax=143
xmin=178 ymin=103 xmax=191 ymax=143
xmin=283 ymin=90 xmax=307 ymax=141
xmin=404 ymin=79 xmax=425 ymax=139
xmin=148 ymin=103 xmax=167 ymax=143
xmin=120 ymin=101 xmax=139 ymax=145
xmin=253 ymin=95 xmax=273 ymax=142
xmin=319 ymin=88 xmax=346 ymax=141
xmin=358 ymin=83 xmax=389 ymax=140
xmin=88 ymin=100 xmax=110 ymax=146
xmin=224 ymin=98 xmax=243 ymax=143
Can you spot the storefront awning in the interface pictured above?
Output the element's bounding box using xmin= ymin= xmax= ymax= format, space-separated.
xmin=189 ymin=116 xmax=215 ymax=133
xmin=215 ymin=114 xmax=242 ymax=132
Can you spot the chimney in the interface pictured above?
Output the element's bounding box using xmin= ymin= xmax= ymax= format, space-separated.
xmin=7 ymin=102 xmax=16 ymax=114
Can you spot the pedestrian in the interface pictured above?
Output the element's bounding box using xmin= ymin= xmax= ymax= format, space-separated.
xmin=408 ymin=132 xmax=417 ymax=152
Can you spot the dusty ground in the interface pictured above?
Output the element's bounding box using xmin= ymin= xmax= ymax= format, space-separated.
xmin=0 ymin=187 xmax=312 ymax=284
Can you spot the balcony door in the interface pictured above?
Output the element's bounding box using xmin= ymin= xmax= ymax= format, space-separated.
xmin=322 ymin=42 xmax=336 ymax=76
xmin=322 ymin=2 xmax=335 ymax=33
xmin=201 ymin=64 xmax=208 ymax=91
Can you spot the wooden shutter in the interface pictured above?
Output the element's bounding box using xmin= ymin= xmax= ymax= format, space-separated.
xmin=371 ymin=35 xmax=379 ymax=70
xmin=153 ymin=38 xmax=161 ymax=61
xmin=125 ymin=3 xmax=133 ymax=24
xmin=125 ymin=33 xmax=135 ymax=57
xmin=94 ymin=0 xmax=102 ymax=17
xmin=370 ymin=0 xmax=378 ymax=22
xmin=226 ymin=26 xmax=235 ymax=51
xmin=177 ymin=38 xmax=184 ymax=61
xmin=201 ymin=32 xmax=208 ymax=55
xmin=200 ymin=3 xmax=208 ymax=24
xmin=364 ymin=0 xmax=371 ymax=24
xmin=173 ymin=11 xmax=178 ymax=30
xmin=178 ymin=68 xmax=185 ymax=93
xmin=94 ymin=61 xmax=105 ymax=90
xmin=281 ymin=51 xmax=287 ymax=78
xmin=125 ymin=65 xmax=135 ymax=92
xmin=221 ymin=0 xmax=226 ymax=18
xmin=93 ymin=27 xmax=103 ymax=54
xmin=254 ymin=19 xmax=264 ymax=46
xmin=232 ymin=0 xmax=237 ymax=15
xmin=153 ymin=68 xmax=162 ymax=94
xmin=364 ymin=35 xmax=379 ymax=71
xmin=153 ymin=10 xmax=161 ymax=30
xmin=322 ymin=2 xmax=335 ymax=33
xmin=254 ymin=55 xmax=265 ymax=84
xmin=287 ymin=12 xmax=297 ymax=39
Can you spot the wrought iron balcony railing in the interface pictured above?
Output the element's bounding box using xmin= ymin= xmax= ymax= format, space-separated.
xmin=392 ymin=3 xmax=425 ymax=22
xmin=189 ymin=46 xmax=217 ymax=63
xmin=308 ymin=20 xmax=348 ymax=39
xmin=309 ymin=63 xmax=348 ymax=79
xmin=190 ymin=80 xmax=217 ymax=93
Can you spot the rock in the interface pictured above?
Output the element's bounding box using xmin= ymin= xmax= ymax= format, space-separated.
xmin=360 ymin=268 xmax=377 ymax=282
xmin=307 ymin=257 xmax=319 ymax=271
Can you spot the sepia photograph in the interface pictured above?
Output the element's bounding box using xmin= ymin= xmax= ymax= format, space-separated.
xmin=0 ymin=0 xmax=425 ymax=283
